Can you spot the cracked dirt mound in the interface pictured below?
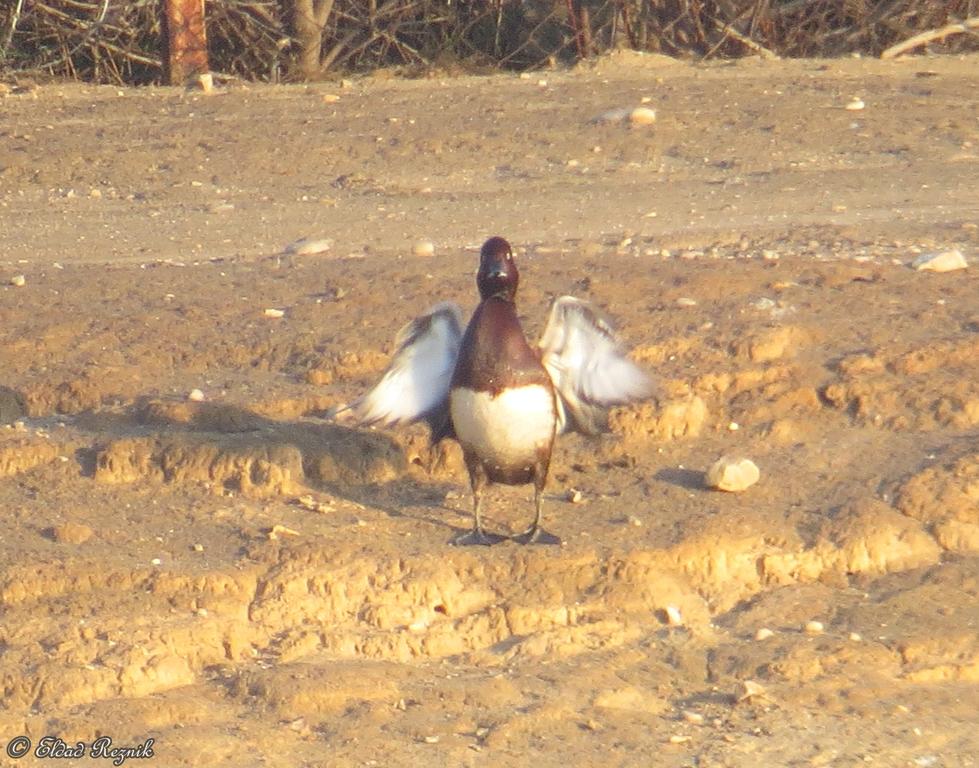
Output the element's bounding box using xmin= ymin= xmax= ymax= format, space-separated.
xmin=1 ymin=54 xmax=978 ymax=766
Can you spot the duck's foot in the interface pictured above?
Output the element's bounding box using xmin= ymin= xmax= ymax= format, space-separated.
xmin=512 ymin=526 xmax=562 ymax=546
xmin=451 ymin=528 xmax=507 ymax=547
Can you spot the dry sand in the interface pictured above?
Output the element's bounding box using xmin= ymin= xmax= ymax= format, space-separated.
xmin=1 ymin=52 xmax=978 ymax=767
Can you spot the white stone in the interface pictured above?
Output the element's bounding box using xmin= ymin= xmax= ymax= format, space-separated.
xmin=284 ymin=237 xmax=334 ymax=256
xmin=188 ymin=388 xmax=205 ymax=402
xmin=263 ymin=308 xmax=285 ymax=318
xmin=755 ymin=627 xmax=774 ymax=641
xmin=628 ymin=106 xmax=657 ymax=125
xmin=804 ymin=620 xmax=825 ymax=635
xmin=9 ymin=274 xmax=25 ymax=287
xmin=845 ymin=98 xmax=865 ymax=111
xmin=912 ymin=249 xmax=968 ymax=273
xmin=705 ymin=456 xmax=760 ymax=492
xmin=412 ymin=239 xmax=435 ymax=257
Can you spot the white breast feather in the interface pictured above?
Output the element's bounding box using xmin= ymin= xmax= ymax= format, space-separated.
xmin=450 ymin=385 xmax=556 ymax=466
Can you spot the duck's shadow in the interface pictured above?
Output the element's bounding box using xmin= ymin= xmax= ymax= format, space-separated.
xmin=68 ymin=397 xmax=462 ymax=530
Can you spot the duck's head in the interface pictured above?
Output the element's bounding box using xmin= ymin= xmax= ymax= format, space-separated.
xmin=477 ymin=236 xmax=518 ymax=301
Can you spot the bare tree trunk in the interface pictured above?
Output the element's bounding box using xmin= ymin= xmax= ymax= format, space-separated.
xmin=291 ymin=0 xmax=336 ymax=80
xmin=164 ymin=0 xmax=209 ymax=85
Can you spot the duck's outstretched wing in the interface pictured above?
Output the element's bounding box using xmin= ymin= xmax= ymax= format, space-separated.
xmin=351 ymin=302 xmax=463 ymax=441
xmin=538 ymin=296 xmax=654 ymax=435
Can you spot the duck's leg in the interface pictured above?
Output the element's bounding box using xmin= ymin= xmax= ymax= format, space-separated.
xmin=515 ymin=456 xmax=561 ymax=546
xmin=452 ymin=458 xmax=505 ymax=546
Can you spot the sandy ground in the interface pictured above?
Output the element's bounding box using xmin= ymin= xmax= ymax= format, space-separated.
xmin=1 ymin=52 xmax=978 ymax=767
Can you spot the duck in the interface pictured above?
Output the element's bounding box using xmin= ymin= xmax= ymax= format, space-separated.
xmin=347 ymin=236 xmax=653 ymax=545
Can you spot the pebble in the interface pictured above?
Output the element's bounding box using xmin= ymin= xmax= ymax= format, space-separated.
xmin=412 ymin=239 xmax=436 ymax=257
xmin=322 ymin=93 xmax=340 ymax=103
xmin=9 ymin=274 xmax=25 ymax=287
xmin=668 ymin=734 xmax=691 ymax=744
xmin=566 ymin=488 xmax=584 ymax=504
xmin=263 ymin=308 xmax=285 ymax=318
xmin=682 ymin=710 xmax=704 ymax=725
xmin=912 ymin=248 xmax=968 ymax=272
xmin=268 ymin=524 xmax=301 ymax=540
xmin=51 ymin=522 xmax=94 ymax=545
xmin=423 ymin=735 xmax=440 ymax=744
xmin=804 ymin=620 xmax=825 ymax=635
xmin=188 ymin=388 xmax=205 ymax=402
xmin=849 ymin=632 xmax=862 ymax=642
xmin=193 ymin=543 xmax=205 ymax=552
xmin=736 ymin=679 xmax=766 ymax=702
xmin=664 ymin=604 xmax=684 ymax=627
xmin=705 ymin=456 xmax=760 ymax=492
xmin=845 ymin=97 xmax=865 ymax=111
xmin=284 ymin=237 xmax=334 ymax=256
xmin=675 ymin=297 xmax=697 ymax=307
xmin=755 ymin=627 xmax=775 ymax=641
xmin=628 ymin=106 xmax=657 ymax=125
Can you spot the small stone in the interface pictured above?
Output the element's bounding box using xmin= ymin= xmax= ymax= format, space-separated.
xmin=628 ymin=106 xmax=657 ymax=125
xmin=196 ymin=607 xmax=208 ymax=617
xmin=705 ymin=456 xmax=760 ymax=492
xmin=412 ymin=239 xmax=435 ymax=257
xmin=151 ymin=558 xmax=162 ymax=566
xmin=912 ymin=249 xmax=968 ymax=273
xmin=51 ymin=522 xmax=94 ymax=545
xmin=849 ymin=632 xmax=862 ymax=642
xmin=188 ymin=388 xmax=205 ymax=402
xmin=676 ymin=297 xmax=698 ymax=307
xmin=268 ymin=524 xmax=300 ymax=540
xmin=668 ymin=734 xmax=691 ymax=744
xmin=628 ymin=515 xmax=643 ymax=527
xmin=193 ymin=543 xmax=204 ymax=552
xmin=423 ymin=735 xmax=440 ymax=744
xmin=804 ymin=620 xmax=825 ymax=635
xmin=664 ymin=604 xmax=684 ymax=627
xmin=727 ymin=421 xmax=740 ymax=431
xmin=845 ymin=98 xmax=865 ymax=111
xmin=263 ymin=308 xmax=285 ymax=318
xmin=682 ymin=710 xmax=704 ymax=725
xmin=89 ymin=188 xmax=102 ymax=199
xmin=322 ymin=93 xmax=340 ymax=103
xmin=736 ymin=679 xmax=766 ymax=702
xmin=9 ymin=274 xmax=25 ymax=287
xmin=284 ymin=237 xmax=334 ymax=257
xmin=196 ymin=73 xmax=214 ymax=93
xmin=566 ymin=488 xmax=584 ymax=504
xmin=755 ymin=627 xmax=775 ymax=641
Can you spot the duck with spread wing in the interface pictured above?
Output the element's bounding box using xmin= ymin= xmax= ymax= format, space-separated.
xmin=347 ymin=236 xmax=653 ymax=545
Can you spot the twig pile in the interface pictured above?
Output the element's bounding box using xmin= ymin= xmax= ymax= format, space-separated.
xmin=1 ymin=0 xmax=977 ymax=85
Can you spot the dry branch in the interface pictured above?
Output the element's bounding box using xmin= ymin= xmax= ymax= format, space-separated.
xmin=880 ymin=16 xmax=979 ymax=59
